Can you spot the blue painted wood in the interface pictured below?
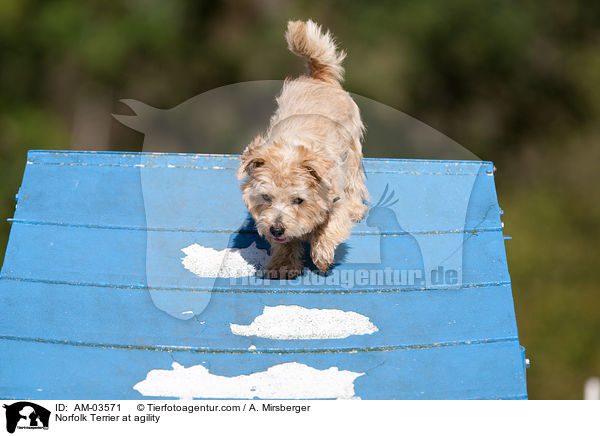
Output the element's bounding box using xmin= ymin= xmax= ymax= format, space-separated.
xmin=0 ymin=150 xmax=527 ymax=399
xmin=1 ymin=339 xmax=527 ymax=400
xmin=0 ymin=224 xmax=509 ymax=290
xmin=0 ymin=281 xmax=518 ymax=351
xmin=14 ymin=152 xmax=501 ymax=234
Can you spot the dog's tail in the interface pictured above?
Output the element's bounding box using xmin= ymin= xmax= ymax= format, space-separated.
xmin=285 ymin=19 xmax=346 ymax=84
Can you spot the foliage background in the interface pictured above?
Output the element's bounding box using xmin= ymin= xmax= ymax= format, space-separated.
xmin=1 ymin=0 xmax=598 ymax=399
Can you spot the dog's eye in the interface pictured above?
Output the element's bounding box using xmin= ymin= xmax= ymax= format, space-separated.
xmin=292 ymin=197 xmax=304 ymax=205
xmin=262 ymin=194 xmax=271 ymax=202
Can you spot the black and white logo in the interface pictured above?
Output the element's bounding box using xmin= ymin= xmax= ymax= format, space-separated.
xmin=3 ymin=402 xmax=50 ymax=433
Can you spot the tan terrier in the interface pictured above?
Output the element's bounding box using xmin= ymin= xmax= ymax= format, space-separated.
xmin=237 ymin=19 xmax=369 ymax=278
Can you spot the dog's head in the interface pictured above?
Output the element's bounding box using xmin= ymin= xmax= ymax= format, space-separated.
xmin=237 ymin=134 xmax=335 ymax=244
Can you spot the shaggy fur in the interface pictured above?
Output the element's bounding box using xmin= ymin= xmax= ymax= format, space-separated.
xmin=237 ymin=19 xmax=369 ymax=278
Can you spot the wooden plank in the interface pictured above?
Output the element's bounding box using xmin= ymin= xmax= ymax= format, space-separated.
xmin=0 ymin=338 xmax=527 ymax=400
xmin=0 ymin=281 xmax=518 ymax=351
xmin=14 ymin=151 xmax=501 ymax=234
xmin=0 ymin=224 xmax=509 ymax=291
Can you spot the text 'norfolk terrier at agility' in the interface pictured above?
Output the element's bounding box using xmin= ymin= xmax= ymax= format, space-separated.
xmin=237 ymin=19 xmax=369 ymax=279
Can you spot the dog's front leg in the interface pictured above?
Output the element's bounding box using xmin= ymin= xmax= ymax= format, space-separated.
xmin=310 ymin=204 xmax=352 ymax=273
xmin=264 ymin=240 xmax=304 ymax=279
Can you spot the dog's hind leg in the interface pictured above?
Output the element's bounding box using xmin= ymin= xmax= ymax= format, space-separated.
xmin=345 ymin=140 xmax=369 ymax=222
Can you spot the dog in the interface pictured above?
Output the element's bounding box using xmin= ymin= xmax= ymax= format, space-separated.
xmin=237 ymin=19 xmax=368 ymax=279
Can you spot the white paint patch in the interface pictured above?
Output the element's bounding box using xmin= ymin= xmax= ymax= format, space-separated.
xmin=181 ymin=242 xmax=269 ymax=278
xmin=230 ymin=305 xmax=378 ymax=340
xmin=133 ymin=361 xmax=363 ymax=399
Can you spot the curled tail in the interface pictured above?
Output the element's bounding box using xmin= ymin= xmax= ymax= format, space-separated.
xmin=285 ymin=19 xmax=346 ymax=84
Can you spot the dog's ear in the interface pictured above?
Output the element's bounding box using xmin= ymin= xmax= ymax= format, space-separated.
xmin=237 ymin=135 xmax=265 ymax=179
xmin=299 ymin=147 xmax=333 ymax=187
xmin=238 ymin=156 xmax=265 ymax=179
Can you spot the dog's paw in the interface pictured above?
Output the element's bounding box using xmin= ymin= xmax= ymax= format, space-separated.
xmin=263 ymin=266 xmax=303 ymax=280
xmin=311 ymin=248 xmax=334 ymax=273
xmin=312 ymin=258 xmax=331 ymax=273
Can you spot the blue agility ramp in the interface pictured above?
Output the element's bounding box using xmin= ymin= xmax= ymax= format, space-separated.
xmin=0 ymin=150 xmax=527 ymax=399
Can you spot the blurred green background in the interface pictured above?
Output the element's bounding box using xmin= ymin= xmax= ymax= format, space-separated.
xmin=0 ymin=0 xmax=598 ymax=399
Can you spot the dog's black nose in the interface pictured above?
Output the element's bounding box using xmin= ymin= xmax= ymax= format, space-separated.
xmin=270 ymin=225 xmax=285 ymax=238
